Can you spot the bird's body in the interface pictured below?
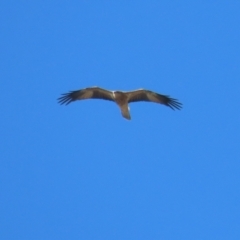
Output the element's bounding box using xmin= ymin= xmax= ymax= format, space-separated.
xmin=58 ymin=86 xmax=182 ymax=120
xmin=112 ymin=91 xmax=131 ymax=119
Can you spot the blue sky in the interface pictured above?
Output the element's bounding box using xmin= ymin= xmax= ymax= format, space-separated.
xmin=1 ymin=1 xmax=240 ymax=239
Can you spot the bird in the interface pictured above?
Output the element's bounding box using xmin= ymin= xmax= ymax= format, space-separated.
xmin=57 ymin=86 xmax=182 ymax=120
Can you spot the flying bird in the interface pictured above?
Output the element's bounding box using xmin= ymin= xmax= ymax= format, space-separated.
xmin=58 ymin=86 xmax=182 ymax=120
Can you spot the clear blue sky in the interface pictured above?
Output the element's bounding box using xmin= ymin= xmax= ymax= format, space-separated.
xmin=1 ymin=1 xmax=240 ymax=239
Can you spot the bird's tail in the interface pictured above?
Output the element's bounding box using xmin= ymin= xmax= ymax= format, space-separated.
xmin=120 ymin=104 xmax=131 ymax=120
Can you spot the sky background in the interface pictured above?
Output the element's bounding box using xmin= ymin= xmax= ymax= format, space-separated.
xmin=1 ymin=1 xmax=240 ymax=239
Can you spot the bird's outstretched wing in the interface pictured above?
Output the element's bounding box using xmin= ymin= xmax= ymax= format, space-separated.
xmin=126 ymin=89 xmax=182 ymax=110
xmin=58 ymin=86 xmax=114 ymax=105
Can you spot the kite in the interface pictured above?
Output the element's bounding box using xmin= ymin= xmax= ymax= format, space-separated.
xmin=58 ymin=86 xmax=182 ymax=120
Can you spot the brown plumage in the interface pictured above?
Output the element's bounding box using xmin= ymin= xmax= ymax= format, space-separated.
xmin=58 ymin=86 xmax=182 ymax=120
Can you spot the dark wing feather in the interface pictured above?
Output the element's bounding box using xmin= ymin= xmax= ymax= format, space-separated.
xmin=58 ymin=87 xmax=114 ymax=105
xmin=126 ymin=89 xmax=182 ymax=110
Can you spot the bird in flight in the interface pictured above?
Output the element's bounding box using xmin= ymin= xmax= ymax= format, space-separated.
xmin=58 ymin=86 xmax=182 ymax=120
